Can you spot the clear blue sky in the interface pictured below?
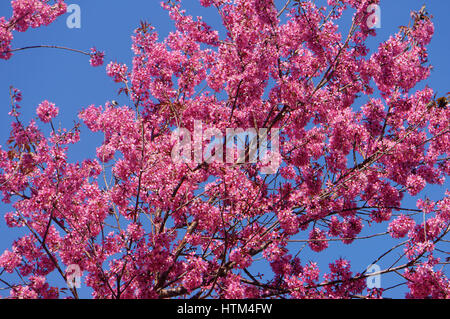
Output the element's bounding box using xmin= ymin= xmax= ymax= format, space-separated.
xmin=0 ymin=0 xmax=448 ymax=299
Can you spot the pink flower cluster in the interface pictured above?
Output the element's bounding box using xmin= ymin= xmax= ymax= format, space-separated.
xmin=0 ymin=17 xmax=13 ymax=60
xmin=327 ymin=215 xmax=363 ymax=244
xmin=0 ymin=249 xmax=21 ymax=273
xmin=0 ymin=0 xmax=448 ymax=299
xmin=89 ymin=47 xmax=105 ymax=67
xmin=323 ymin=258 xmax=366 ymax=298
xmin=406 ymin=174 xmax=426 ymax=196
xmin=36 ymin=100 xmax=59 ymax=123
xmin=308 ymin=228 xmax=328 ymax=252
xmin=404 ymin=261 xmax=449 ymax=299
xmin=182 ymin=255 xmax=208 ymax=292
xmin=388 ymin=214 xmax=416 ymax=238
xmin=1 ymin=0 xmax=67 ymax=60
xmin=106 ymin=62 xmax=128 ymax=83
xmin=229 ymin=248 xmax=252 ymax=269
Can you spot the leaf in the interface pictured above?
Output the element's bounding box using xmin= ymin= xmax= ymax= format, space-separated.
xmin=436 ymin=97 xmax=448 ymax=109
xmin=118 ymin=87 xmax=129 ymax=97
xmin=137 ymin=20 xmax=152 ymax=34
xmin=7 ymin=150 xmax=16 ymax=160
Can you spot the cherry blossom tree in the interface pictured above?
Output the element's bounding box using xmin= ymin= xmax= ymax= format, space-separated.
xmin=0 ymin=0 xmax=448 ymax=299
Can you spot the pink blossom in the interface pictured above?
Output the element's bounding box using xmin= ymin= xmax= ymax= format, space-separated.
xmin=406 ymin=174 xmax=426 ymax=196
xmin=36 ymin=100 xmax=59 ymax=123
xmin=340 ymin=216 xmax=363 ymax=244
xmin=0 ymin=0 xmax=447 ymax=300
xmin=1 ymin=0 xmax=67 ymax=60
xmin=182 ymin=255 xmax=208 ymax=292
xmin=229 ymin=248 xmax=252 ymax=269
xmin=0 ymin=249 xmax=21 ymax=273
xmin=106 ymin=62 xmax=128 ymax=83
xmin=309 ymin=228 xmax=328 ymax=252
xmin=278 ymin=209 xmax=299 ymax=235
xmin=388 ymin=214 xmax=416 ymax=238
xmin=404 ymin=262 xmax=449 ymax=299
xmin=323 ymin=258 xmax=366 ymax=298
xmin=0 ymin=18 xmax=13 ymax=60
xmin=89 ymin=47 xmax=105 ymax=67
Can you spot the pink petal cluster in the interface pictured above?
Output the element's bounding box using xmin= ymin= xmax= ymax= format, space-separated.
xmin=106 ymin=62 xmax=128 ymax=83
xmin=406 ymin=174 xmax=426 ymax=196
xmin=388 ymin=214 xmax=416 ymax=238
xmin=0 ymin=249 xmax=21 ymax=273
xmin=1 ymin=0 xmax=67 ymax=60
xmin=36 ymin=100 xmax=59 ymax=123
xmin=0 ymin=0 xmax=448 ymax=299
xmin=0 ymin=17 xmax=13 ymax=60
xmin=229 ymin=248 xmax=252 ymax=269
xmin=323 ymin=258 xmax=366 ymax=298
xmin=89 ymin=47 xmax=105 ymax=67
xmin=404 ymin=261 xmax=449 ymax=299
xmin=308 ymin=228 xmax=328 ymax=252
xmin=182 ymin=255 xmax=208 ymax=292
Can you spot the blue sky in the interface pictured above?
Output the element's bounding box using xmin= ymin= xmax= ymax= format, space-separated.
xmin=0 ymin=0 xmax=448 ymax=299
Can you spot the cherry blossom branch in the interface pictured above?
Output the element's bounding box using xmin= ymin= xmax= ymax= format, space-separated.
xmin=287 ymin=231 xmax=389 ymax=243
xmin=2 ymin=45 xmax=90 ymax=56
xmin=277 ymin=0 xmax=291 ymax=18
